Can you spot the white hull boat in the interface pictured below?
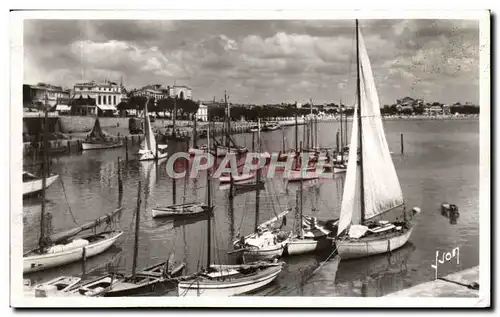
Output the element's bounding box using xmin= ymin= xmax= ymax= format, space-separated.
xmin=138 ymin=146 xmax=169 ymax=161
xmin=333 ymin=22 xmax=418 ymax=261
xmin=235 ymin=230 xmax=291 ymax=263
xmin=26 ymin=276 xmax=82 ymax=297
xmin=242 ymin=240 xmax=289 ymax=263
xmin=286 ymin=237 xmax=331 ymax=256
xmin=178 ymin=263 xmax=282 ymax=297
xmin=188 ymin=145 xmax=208 ymax=155
xmin=23 ymin=230 xmax=123 ymax=274
xmin=81 ymin=140 xmax=123 ymax=151
xmin=152 ymin=203 xmax=211 ymax=218
xmin=137 ymin=99 xmax=168 ymax=161
xmin=336 ymin=224 xmax=414 ymax=260
xmin=23 ymin=172 xmax=59 ymax=196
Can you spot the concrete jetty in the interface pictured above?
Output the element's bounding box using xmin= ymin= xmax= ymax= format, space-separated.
xmin=385 ymin=266 xmax=479 ymax=297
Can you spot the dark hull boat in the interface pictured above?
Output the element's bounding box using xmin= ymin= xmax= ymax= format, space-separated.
xmin=103 ymin=261 xmax=186 ymax=297
xmin=151 ymin=203 xmax=212 ymax=219
xmin=81 ymin=116 xmax=123 ymax=150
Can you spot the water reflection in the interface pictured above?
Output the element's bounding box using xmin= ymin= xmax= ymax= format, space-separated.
xmin=21 ymin=120 xmax=479 ymax=296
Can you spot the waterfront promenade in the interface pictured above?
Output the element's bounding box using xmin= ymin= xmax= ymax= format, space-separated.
xmin=384 ymin=266 xmax=479 ymax=297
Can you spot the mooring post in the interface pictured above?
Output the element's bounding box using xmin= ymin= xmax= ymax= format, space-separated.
xmin=81 ymin=247 xmax=87 ymax=277
xmin=401 ymin=133 xmax=404 ymax=155
xmin=125 ymin=136 xmax=129 ymax=162
xmin=117 ymin=157 xmax=123 ymax=196
xmin=336 ymin=131 xmax=340 ymax=153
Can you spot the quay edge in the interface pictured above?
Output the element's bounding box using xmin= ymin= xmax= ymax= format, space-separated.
xmin=384 ymin=266 xmax=480 ymax=298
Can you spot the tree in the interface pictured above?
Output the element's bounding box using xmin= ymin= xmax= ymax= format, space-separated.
xmin=157 ymin=97 xmax=176 ymax=117
xmin=128 ymin=96 xmax=148 ymax=112
xmin=177 ymin=98 xmax=199 ymax=117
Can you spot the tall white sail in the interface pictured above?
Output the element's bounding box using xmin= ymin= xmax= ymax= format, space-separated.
xmin=143 ymin=100 xmax=157 ymax=154
xmin=337 ymin=107 xmax=360 ymax=237
xmin=358 ymin=28 xmax=404 ymax=220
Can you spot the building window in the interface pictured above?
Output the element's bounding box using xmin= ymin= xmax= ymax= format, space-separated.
xmin=113 ymin=96 xmax=116 ymax=105
xmin=108 ymin=96 xmax=112 ymax=104
xmin=103 ymin=95 xmax=106 ymax=105
xmin=98 ymin=95 xmax=101 ymax=104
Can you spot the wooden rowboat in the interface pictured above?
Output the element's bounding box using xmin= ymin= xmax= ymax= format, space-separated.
xmin=152 ymin=203 xmax=212 ymax=219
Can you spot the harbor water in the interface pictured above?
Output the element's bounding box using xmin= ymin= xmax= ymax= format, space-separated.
xmin=22 ymin=119 xmax=479 ymax=297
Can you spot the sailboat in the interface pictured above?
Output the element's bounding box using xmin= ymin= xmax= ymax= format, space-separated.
xmin=23 ymin=105 xmax=123 ymax=274
xmin=216 ymin=92 xmax=253 ymax=183
xmin=232 ymin=119 xmax=292 ymax=263
xmin=188 ymin=113 xmax=208 ymax=155
xmin=285 ymin=167 xmax=333 ymax=256
xmin=177 ymin=128 xmax=283 ymax=297
xmin=334 ymin=20 xmax=420 ymax=260
xmin=102 ymin=181 xmax=186 ymax=297
xmin=81 ymin=115 xmax=123 ymax=150
xmin=215 ymin=93 xmax=248 ymax=157
xmin=137 ymin=98 xmax=168 ymax=161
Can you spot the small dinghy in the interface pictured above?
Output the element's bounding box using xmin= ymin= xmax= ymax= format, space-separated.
xmin=68 ymin=274 xmax=120 ymax=297
xmin=29 ymin=276 xmax=82 ymax=297
xmin=23 ymin=171 xmax=59 ymax=197
xmin=152 ymin=203 xmax=212 ymax=219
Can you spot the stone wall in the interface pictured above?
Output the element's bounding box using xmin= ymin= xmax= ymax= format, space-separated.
xmin=59 ymin=116 xmax=129 ymax=133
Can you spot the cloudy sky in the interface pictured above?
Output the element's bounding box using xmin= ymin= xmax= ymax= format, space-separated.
xmin=24 ymin=19 xmax=479 ymax=105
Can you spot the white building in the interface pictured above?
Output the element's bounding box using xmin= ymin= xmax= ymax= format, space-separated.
xmin=73 ymin=80 xmax=123 ymax=114
xmin=167 ymin=85 xmax=192 ymax=100
xmin=196 ymin=103 xmax=208 ymax=121
xmin=24 ymin=83 xmax=71 ymax=107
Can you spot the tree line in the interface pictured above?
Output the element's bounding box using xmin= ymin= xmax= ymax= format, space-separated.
xmin=117 ymin=96 xmax=200 ymax=119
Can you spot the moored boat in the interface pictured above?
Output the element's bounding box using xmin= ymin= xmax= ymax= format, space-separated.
xmin=334 ymin=21 xmax=419 ymax=261
xmin=27 ymin=276 xmax=82 ymax=297
xmin=81 ymin=116 xmax=123 ymax=150
xmin=24 ymin=230 xmax=123 ymax=274
xmin=103 ymin=261 xmax=186 ymax=297
xmin=285 ymin=172 xmax=333 ymax=257
xmin=24 ymin=104 xmax=124 ymax=274
xmin=218 ymin=173 xmax=255 ymax=184
xmin=178 ymin=113 xmax=283 ymax=297
xmin=23 ymin=171 xmax=59 ymax=197
xmin=178 ymin=262 xmax=283 ymax=297
xmin=137 ymin=99 xmax=168 ymax=161
xmin=152 ymin=202 xmax=212 ymax=219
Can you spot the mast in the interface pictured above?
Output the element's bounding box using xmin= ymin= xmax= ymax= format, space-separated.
xmin=38 ymin=94 xmax=49 ymax=252
xmin=281 ymin=126 xmax=286 ymax=153
xmin=193 ymin=113 xmax=197 ymax=149
xmin=294 ymin=110 xmax=298 ymax=152
xmin=254 ymin=119 xmax=261 ymax=232
xmin=172 ymin=95 xmax=177 ymax=138
xmin=206 ymin=123 xmax=212 ymax=268
xmin=339 ymin=99 xmax=343 ymax=163
xmin=299 ymin=141 xmax=304 ymax=239
xmin=132 ymin=180 xmax=142 ymax=280
xmin=356 ymin=19 xmax=366 ymax=223
xmin=226 ymin=92 xmax=234 ymax=223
